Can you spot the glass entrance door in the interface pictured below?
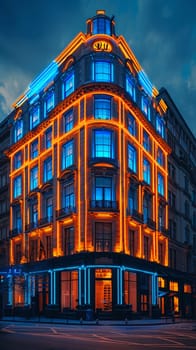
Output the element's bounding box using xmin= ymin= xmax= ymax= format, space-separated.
xmin=95 ymin=269 xmax=112 ymax=311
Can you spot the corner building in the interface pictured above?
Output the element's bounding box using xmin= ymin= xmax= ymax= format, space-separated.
xmin=6 ymin=11 xmax=194 ymax=318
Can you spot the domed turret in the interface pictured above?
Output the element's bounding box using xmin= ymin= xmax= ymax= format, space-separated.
xmin=86 ymin=10 xmax=116 ymax=36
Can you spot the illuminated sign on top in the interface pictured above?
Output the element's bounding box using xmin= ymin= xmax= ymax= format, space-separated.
xmin=93 ymin=40 xmax=112 ymax=52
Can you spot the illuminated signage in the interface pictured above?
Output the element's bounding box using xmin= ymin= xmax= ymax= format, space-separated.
xmin=93 ymin=40 xmax=112 ymax=52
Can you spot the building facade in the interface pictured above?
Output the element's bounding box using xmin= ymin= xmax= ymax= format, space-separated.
xmin=1 ymin=11 xmax=195 ymax=318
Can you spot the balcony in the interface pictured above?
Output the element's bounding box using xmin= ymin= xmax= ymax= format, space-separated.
xmin=127 ymin=208 xmax=143 ymax=223
xmin=90 ymin=200 xmax=118 ymax=211
xmin=38 ymin=216 xmax=53 ymax=227
xmin=56 ymin=206 xmax=76 ymax=219
xmin=25 ymin=222 xmax=38 ymax=232
xmin=9 ymin=228 xmax=22 ymax=237
xmin=158 ymin=225 xmax=168 ymax=236
xmin=147 ymin=217 xmax=156 ymax=230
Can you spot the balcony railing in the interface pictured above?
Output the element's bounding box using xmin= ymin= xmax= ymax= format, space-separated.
xmin=158 ymin=225 xmax=168 ymax=235
xmin=147 ymin=217 xmax=156 ymax=230
xmin=38 ymin=216 xmax=53 ymax=227
xmin=90 ymin=200 xmax=118 ymax=211
xmin=9 ymin=228 xmax=22 ymax=237
xmin=25 ymin=222 xmax=38 ymax=232
xmin=128 ymin=208 xmax=143 ymax=223
xmin=56 ymin=206 xmax=76 ymax=219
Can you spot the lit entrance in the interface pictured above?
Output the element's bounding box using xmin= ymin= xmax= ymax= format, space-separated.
xmin=95 ymin=269 xmax=112 ymax=311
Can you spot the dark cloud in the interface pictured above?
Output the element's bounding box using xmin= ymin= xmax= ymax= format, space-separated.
xmin=0 ymin=0 xmax=195 ymax=136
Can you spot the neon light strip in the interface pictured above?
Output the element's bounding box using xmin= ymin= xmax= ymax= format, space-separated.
xmin=88 ymin=268 xmax=91 ymax=304
xmin=53 ymin=271 xmax=56 ymax=304
xmin=117 ymin=268 xmax=119 ymax=304
xmin=84 ymin=266 xmax=86 ymax=304
xmin=138 ymin=70 xmax=153 ymax=97
xmin=78 ymin=268 xmax=81 ymax=305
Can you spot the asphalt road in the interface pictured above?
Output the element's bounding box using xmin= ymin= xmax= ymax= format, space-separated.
xmin=0 ymin=322 xmax=196 ymax=350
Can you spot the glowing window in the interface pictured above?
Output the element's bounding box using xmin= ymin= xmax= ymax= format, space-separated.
xmin=126 ymin=74 xmax=136 ymax=101
xmin=63 ymin=182 xmax=75 ymax=209
xmin=30 ymin=105 xmax=40 ymax=130
xmin=157 ymin=147 xmax=164 ymax=166
xmin=128 ymin=144 xmax=137 ymax=173
xmin=44 ymin=90 xmax=54 ymax=118
xmin=45 ymin=127 xmax=52 ymax=149
xmin=184 ymin=284 xmax=191 ymax=293
xmin=143 ymin=158 xmax=151 ymax=185
xmin=14 ymin=119 xmax=23 ymax=142
xmin=14 ymin=175 xmax=22 ymax=198
xmin=93 ymin=61 xmax=114 ymax=82
xmin=13 ymin=205 xmax=22 ymax=232
xmin=64 ymin=109 xmax=74 ymax=132
xmin=128 ymin=184 xmax=138 ymax=213
xmin=95 ymin=222 xmax=112 ymax=252
xmin=141 ymin=96 xmax=151 ymax=121
xmin=128 ymin=113 xmax=137 ymax=137
xmin=158 ymin=173 xmax=164 ymax=196
xmin=43 ymin=157 xmax=52 ymax=183
xmin=95 ymin=176 xmax=112 ymax=201
xmin=30 ymin=165 xmax=38 ymax=190
xmin=93 ymin=130 xmax=114 ymax=159
xmin=14 ymin=151 xmax=22 ymax=170
xmin=169 ymin=281 xmax=179 ymax=291
xmin=158 ymin=277 xmax=165 ymax=288
xmin=31 ymin=203 xmax=38 ymax=225
xmin=143 ymin=131 xmax=151 ymax=153
xmin=62 ymin=72 xmax=74 ymax=99
xmin=64 ymin=227 xmax=74 ymax=255
xmin=156 ymin=114 xmax=165 ymax=138
xmin=62 ymin=140 xmax=74 ymax=169
xmin=31 ymin=139 xmax=38 ymax=159
xmin=94 ymin=96 xmax=111 ymax=119
xmin=92 ymin=18 xmax=111 ymax=35
xmin=46 ymin=197 xmax=53 ymax=220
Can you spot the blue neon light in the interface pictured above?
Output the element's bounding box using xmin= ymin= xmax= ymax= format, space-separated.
xmin=26 ymin=61 xmax=58 ymax=100
xmin=138 ymin=70 xmax=153 ymax=97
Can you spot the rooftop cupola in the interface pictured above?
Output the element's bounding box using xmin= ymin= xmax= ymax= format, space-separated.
xmin=86 ymin=10 xmax=116 ymax=36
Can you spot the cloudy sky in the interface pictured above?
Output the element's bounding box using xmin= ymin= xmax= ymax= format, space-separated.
xmin=0 ymin=0 xmax=196 ymax=136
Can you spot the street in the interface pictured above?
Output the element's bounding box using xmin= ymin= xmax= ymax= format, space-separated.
xmin=0 ymin=322 xmax=196 ymax=349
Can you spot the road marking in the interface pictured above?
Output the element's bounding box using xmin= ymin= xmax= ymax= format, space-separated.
xmin=51 ymin=327 xmax=57 ymax=334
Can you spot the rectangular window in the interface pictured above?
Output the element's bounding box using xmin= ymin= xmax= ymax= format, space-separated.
xmin=128 ymin=144 xmax=137 ymax=173
xmin=62 ymin=140 xmax=74 ymax=169
xmin=158 ymin=173 xmax=164 ymax=196
xmin=45 ymin=127 xmax=52 ymax=149
xmin=143 ymin=158 xmax=151 ymax=185
xmin=29 ymin=239 xmax=38 ymax=262
xmin=30 ymin=166 xmax=38 ymax=190
xmin=30 ymin=105 xmax=40 ymax=130
xmin=141 ymin=96 xmax=151 ymax=121
xmin=14 ymin=151 xmax=22 ymax=170
xmin=64 ymin=109 xmax=74 ymax=132
xmin=93 ymin=130 xmax=114 ymax=159
xmin=63 ymin=182 xmax=75 ymax=209
xmin=128 ymin=113 xmax=137 ymax=137
xmin=14 ymin=119 xmax=23 ymax=142
xmin=95 ymin=222 xmax=112 ymax=252
xmin=94 ymin=96 xmax=111 ymax=120
xmin=128 ymin=184 xmax=138 ymax=213
xmin=31 ymin=139 xmax=38 ymax=159
xmin=64 ymin=227 xmax=74 ymax=255
xmin=93 ymin=61 xmax=114 ymax=82
xmin=156 ymin=115 xmax=165 ymax=138
xmin=44 ymin=157 xmax=52 ymax=183
xmin=15 ymin=243 xmax=22 ymax=264
xmin=157 ymin=147 xmax=164 ymax=166
xmin=31 ymin=203 xmax=38 ymax=225
xmin=129 ymin=230 xmax=136 ymax=256
xmin=14 ymin=206 xmax=22 ymax=232
xmin=44 ymin=90 xmax=54 ymax=117
xmin=143 ymin=131 xmax=151 ymax=153
xmin=14 ymin=175 xmax=22 ymax=198
xmin=62 ymin=72 xmax=74 ymax=99
xmin=144 ymin=236 xmax=150 ymax=260
xmin=46 ymin=197 xmax=53 ymax=220
xmin=126 ymin=74 xmax=136 ymax=101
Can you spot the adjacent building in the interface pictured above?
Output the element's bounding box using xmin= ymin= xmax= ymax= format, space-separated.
xmin=0 ymin=10 xmax=195 ymax=319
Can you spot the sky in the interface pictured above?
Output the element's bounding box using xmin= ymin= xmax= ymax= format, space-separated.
xmin=0 ymin=0 xmax=196 ymax=136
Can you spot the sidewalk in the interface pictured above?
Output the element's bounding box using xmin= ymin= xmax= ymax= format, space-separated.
xmin=0 ymin=315 xmax=192 ymax=327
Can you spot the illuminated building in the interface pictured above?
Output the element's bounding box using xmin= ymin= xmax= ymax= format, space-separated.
xmin=2 ymin=10 xmax=196 ymax=318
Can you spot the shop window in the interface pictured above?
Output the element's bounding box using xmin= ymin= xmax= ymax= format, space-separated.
xmin=61 ymin=270 xmax=78 ymax=310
